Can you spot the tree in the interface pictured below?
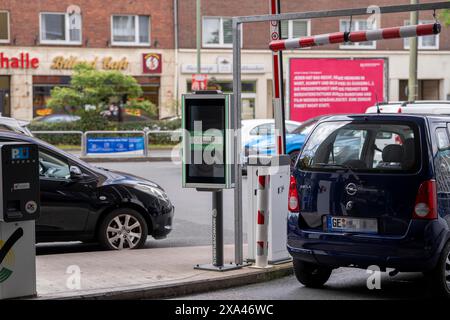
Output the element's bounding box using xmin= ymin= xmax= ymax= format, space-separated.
xmin=47 ymin=63 xmax=157 ymax=124
xmin=443 ymin=9 xmax=450 ymax=26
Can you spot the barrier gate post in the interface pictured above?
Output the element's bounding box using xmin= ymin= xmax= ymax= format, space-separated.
xmin=255 ymin=174 xmax=269 ymax=268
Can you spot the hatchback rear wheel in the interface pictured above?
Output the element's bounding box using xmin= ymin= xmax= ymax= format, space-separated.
xmin=426 ymin=241 xmax=450 ymax=299
xmin=98 ymin=209 xmax=148 ymax=250
xmin=293 ymin=259 xmax=332 ymax=288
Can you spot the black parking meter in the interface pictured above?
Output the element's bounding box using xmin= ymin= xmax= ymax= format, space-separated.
xmin=0 ymin=142 xmax=40 ymax=299
xmin=182 ymin=91 xmax=240 ymax=271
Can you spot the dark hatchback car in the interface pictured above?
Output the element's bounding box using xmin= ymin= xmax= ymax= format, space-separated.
xmin=0 ymin=132 xmax=174 ymax=250
xmin=288 ymin=114 xmax=450 ymax=298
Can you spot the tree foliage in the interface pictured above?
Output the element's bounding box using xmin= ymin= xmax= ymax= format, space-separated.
xmin=442 ymin=9 xmax=450 ymax=26
xmin=47 ymin=63 xmax=157 ymax=120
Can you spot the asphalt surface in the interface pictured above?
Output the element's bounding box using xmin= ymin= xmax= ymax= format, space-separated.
xmin=175 ymin=268 xmax=430 ymax=300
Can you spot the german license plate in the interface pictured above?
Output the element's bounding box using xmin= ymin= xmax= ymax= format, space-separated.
xmin=327 ymin=216 xmax=378 ymax=234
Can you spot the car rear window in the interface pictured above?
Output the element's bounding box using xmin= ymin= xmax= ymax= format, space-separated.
xmin=297 ymin=120 xmax=420 ymax=173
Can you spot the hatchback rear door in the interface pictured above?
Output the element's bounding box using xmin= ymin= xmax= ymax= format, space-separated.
xmin=294 ymin=117 xmax=428 ymax=237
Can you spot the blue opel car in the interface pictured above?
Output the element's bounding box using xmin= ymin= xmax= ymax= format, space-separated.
xmin=288 ymin=114 xmax=450 ymax=298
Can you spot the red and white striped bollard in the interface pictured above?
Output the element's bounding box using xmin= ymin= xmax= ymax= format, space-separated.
xmin=255 ymin=174 xmax=269 ymax=268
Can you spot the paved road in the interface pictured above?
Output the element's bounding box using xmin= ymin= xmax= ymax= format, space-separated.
xmin=37 ymin=160 xmax=244 ymax=255
xmin=175 ymin=268 xmax=430 ymax=300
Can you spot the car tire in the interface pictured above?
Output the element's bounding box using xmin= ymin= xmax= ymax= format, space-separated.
xmin=98 ymin=208 xmax=148 ymax=250
xmin=425 ymin=241 xmax=450 ymax=299
xmin=293 ymin=259 xmax=332 ymax=288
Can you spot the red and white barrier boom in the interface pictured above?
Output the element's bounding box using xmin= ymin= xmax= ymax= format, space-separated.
xmin=269 ymin=22 xmax=441 ymax=51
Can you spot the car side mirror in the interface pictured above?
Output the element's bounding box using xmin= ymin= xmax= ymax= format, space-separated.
xmin=69 ymin=166 xmax=83 ymax=179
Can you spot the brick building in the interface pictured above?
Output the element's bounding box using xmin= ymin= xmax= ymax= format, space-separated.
xmin=0 ymin=0 xmax=449 ymax=121
xmin=177 ymin=0 xmax=450 ymax=119
xmin=0 ymin=0 xmax=176 ymax=120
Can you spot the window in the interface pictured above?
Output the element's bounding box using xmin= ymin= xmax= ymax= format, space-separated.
xmin=435 ymin=128 xmax=450 ymax=193
xmin=250 ymin=123 xmax=274 ymax=136
xmin=404 ymin=20 xmax=439 ymax=49
xmin=298 ymin=121 xmax=419 ymax=172
xmin=281 ymin=20 xmax=310 ymax=39
xmin=0 ymin=11 xmax=9 ymax=43
xmin=39 ymin=149 xmax=70 ymax=180
xmin=202 ymin=17 xmax=236 ymax=48
xmin=112 ymin=15 xmax=150 ymax=46
xmin=339 ymin=19 xmax=376 ymax=49
xmin=40 ymin=12 xmax=81 ymax=44
xmin=399 ymin=79 xmax=440 ymax=101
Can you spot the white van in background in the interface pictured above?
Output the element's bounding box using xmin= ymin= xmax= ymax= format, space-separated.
xmin=366 ymin=101 xmax=450 ymax=115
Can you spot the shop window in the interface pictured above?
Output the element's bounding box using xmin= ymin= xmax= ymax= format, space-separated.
xmin=339 ymin=19 xmax=376 ymax=49
xmin=399 ymin=79 xmax=441 ymax=101
xmin=33 ymin=76 xmax=71 ymax=117
xmin=0 ymin=11 xmax=9 ymax=43
xmin=203 ymin=17 xmax=241 ymax=48
xmin=404 ymin=20 xmax=439 ymax=50
xmin=141 ymin=85 xmax=159 ymax=110
xmin=111 ymin=15 xmax=150 ymax=46
xmin=281 ymin=20 xmax=310 ymax=39
xmin=40 ymin=12 xmax=82 ymax=44
xmin=0 ymin=76 xmax=10 ymax=117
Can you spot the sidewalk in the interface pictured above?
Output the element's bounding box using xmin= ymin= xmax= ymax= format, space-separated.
xmin=35 ymin=245 xmax=292 ymax=300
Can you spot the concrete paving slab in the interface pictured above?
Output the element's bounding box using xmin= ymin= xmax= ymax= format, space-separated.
xmin=34 ymin=245 xmax=292 ymax=300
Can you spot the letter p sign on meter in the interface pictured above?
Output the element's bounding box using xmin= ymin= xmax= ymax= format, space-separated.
xmin=182 ymin=91 xmax=234 ymax=189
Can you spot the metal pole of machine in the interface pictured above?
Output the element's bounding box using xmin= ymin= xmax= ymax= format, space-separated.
xmin=270 ymin=0 xmax=286 ymax=155
xmin=212 ymin=190 xmax=223 ymax=266
xmin=232 ymin=19 xmax=243 ymax=266
xmin=408 ymin=0 xmax=419 ymax=101
xmin=196 ymin=0 xmax=201 ymax=74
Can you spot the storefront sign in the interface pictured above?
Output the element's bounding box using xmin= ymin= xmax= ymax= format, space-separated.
xmin=143 ymin=53 xmax=162 ymax=74
xmin=0 ymin=53 xmax=39 ymax=69
xmin=181 ymin=61 xmax=265 ymax=74
xmin=289 ymin=58 xmax=386 ymax=121
xmin=191 ymin=74 xmax=208 ymax=91
xmin=50 ymin=56 xmax=129 ymax=71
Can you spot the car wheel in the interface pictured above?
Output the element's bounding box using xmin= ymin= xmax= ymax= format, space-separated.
xmin=426 ymin=241 xmax=450 ymax=299
xmin=293 ymin=259 xmax=332 ymax=288
xmin=98 ymin=208 xmax=148 ymax=250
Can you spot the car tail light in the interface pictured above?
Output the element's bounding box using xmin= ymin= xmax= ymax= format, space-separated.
xmin=397 ymin=107 xmax=402 ymax=113
xmin=413 ymin=180 xmax=437 ymax=220
xmin=288 ymin=176 xmax=299 ymax=212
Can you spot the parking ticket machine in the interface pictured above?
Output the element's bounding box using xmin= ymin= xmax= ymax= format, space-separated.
xmin=0 ymin=142 xmax=40 ymax=299
xmin=182 ymin=91 xmax=234 ymax=189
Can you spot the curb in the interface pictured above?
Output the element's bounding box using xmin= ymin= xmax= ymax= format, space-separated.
xmin=35 ymin=263 xmax=293 ymax=300
xmin=81 ymin=157 xmax=177 ymax=163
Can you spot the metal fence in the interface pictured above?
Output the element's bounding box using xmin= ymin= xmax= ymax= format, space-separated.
xmin=31 ymin=129 xmax=182 ymax=157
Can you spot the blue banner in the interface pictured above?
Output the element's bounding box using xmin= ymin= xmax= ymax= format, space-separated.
xmin=87 ymin=137 xmax=145 ymax=154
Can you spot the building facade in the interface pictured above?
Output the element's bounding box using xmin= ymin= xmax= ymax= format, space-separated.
xmin=177 ymin=0 xmax=450 ymax=119
xmin=0 ymin=0 xmax=176 ymax=120
xmin=0 ymin=0 xmax=449 ymax=121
